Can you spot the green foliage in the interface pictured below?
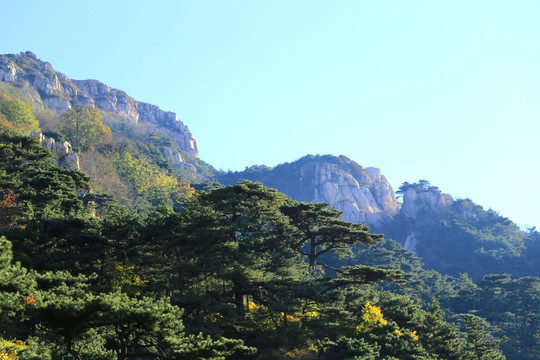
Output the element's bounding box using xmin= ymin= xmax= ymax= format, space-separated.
xmin=446 ymin=274 xmax=540 ymax=360
xmin=378 ymin=197 xmax=527 ymax=280
xmin=0 ymin=130 xmax=89 ymax=216
xmin=396 ymin=179 xmax=439 ymax=195
xmin=462 ymin=315 xmax=506 ymax=360
xmin=78 ymin=149 xmax=135 ymax=209
xmin=319 ymin=290 xmax=469 ymax=360
xmin=110 ymin=151 xmax=194 ymax=208
xmin=59 ymin=104 xmax=111 ymax=151
xmin=0 ymin=93 xmax=40 ymax=133
xmin=76 ymin=133 xmax=197 ymax=212
xmin=0 ymin=135 xmax=526 ymax=359
xmin=0 ymin=234 xmax=251 ymax=360
xmin=167 ymin=333 xmax=255 ymax=359
xmin=281 ymin=201 xmax=383 ymax=274
xmin=171 ymin=182 xmax=304 ymax=330
xmin=0 ymin=81 xmax=31 ymax=100
xmin=147 ymin=132 xmax=177 ymax=149
xmin=0 ymin=80 xmax=214 ymax=214
xmin=98 ymin=110 xmax=217 ymax=183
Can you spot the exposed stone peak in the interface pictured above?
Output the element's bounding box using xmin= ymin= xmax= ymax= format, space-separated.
xmin=0 ymin=52 xmax=199 ymax=159
xmin=400 ymin=182 xmax=453 ymax=219
xmin=219 ymin=154 xmax=401 ymax=226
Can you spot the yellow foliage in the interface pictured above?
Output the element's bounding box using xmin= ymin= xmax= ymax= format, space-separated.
xmin=285 ymin=344 xmax=318 ymax=359
xmin=280 ymin=313 xmax=302 ymax=323
xmin=112 ymin=152 xmax=195 ymax=203
xmin=356 ymin=302 xmax=388 ymax=332
xmin=244 ymin=298 xmax=266 ymax=312
xmin=246 ymin=300 xmax=263 ymax=312
xmin=177 ymin=180 xmax=195 ymax=199
xmin=244 ymin=298 xmax=306 ymax=328
xmin=0 ymin=93 xmax=40 ymax=134
xmin=114 ymin=263 xmax=148 ymax=295
xmin=0 ymin=338 xmax=26 ymax=360
xmin=394 ymin=328 xmax=419 ymax=341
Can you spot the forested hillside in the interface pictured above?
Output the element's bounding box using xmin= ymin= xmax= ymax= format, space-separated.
xmin=0 ymin=117 xmax=508 ymax=358
xmin=0 ymin=129 xmax=505 ymax=359
xmin=224 ymin=160 xmax=540 ymax=359
xmin=0 ymin=52 xmax=216 ymax=211
xmin=0 ymin=84 xmax=210 ymax=212
xmin=2 ymin=51 xmax=540 ymax=359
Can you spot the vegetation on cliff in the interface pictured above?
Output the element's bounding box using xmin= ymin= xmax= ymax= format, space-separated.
xmin=1 ymin=55 xmax=537 ymax=358
xmin=0 ymin=129 xmax=507 ymax=359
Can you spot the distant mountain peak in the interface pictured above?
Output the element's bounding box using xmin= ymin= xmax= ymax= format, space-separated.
xmin=219 ymin=154 xmax=401 ymax=226
xmin=0 ymin=51 xmax=199 ymax=159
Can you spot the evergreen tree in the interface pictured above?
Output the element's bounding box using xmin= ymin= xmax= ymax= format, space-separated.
xmin=172 ymin=182 xmax=303 ymax=332
xmin=0 ymin=130 xmax=89 ymax=216
xmin=463 ymin=315 xmax=506 ymax=360
xmin=281 ymin=201 xmax=382 ymax=275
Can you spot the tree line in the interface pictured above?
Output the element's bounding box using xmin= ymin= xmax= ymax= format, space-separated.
xmin=0 ymin=129 xmax=507 ymax=359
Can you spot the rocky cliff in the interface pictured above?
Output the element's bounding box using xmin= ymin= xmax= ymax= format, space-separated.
xmin=30 ymin=130 xmax=80 ymax=170
xmin=0 ymin=51 xmax=198 ymax=159
xmin=401 ymin=186 xmax=453 ymax=220
xmin=395 ymin=182 xmax=454 ymax=252
xmin=218 ymin=155 xmax=401 ymax=226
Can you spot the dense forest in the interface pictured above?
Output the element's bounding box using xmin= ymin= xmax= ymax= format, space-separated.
xmin=1 ymin=84 xmax=539 ymax=359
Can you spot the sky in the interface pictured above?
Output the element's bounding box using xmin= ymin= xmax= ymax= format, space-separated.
xmin=2 ymin=1 xmax=539 ymax=229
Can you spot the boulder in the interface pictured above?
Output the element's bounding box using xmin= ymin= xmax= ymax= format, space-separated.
xmin=58 ymin=153 xmax=80 ymax=170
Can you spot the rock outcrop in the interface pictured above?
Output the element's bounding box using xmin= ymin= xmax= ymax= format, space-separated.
xmin=310 ymin=160 xmax=400 ymax=225
xmin=30 ymin=131 xmax=80 ymax=170
xmin=401 ymin=185 xmax=453 ymax=220
xmin=162 ymin=148 xmax=185 ymax=165
xmin=403 ymin=231 xmax=419 ymax=252
xmin=0 ymin=51 xmax=198 ymax=159
xmin=218 ymin=155 xmax=401 ymax=226
xmin=393 ymin=182 xmax=454 ymax=254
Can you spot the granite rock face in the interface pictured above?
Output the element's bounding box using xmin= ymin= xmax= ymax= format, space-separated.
xmin=218 ymin=155 xmax=401 ymax=226
xmin=401 ymin=186 xmax=453 ymax=219
xmin=310 ymin=160 xmax=400 ymax=225
xmin=162 ymin=148 xmax=185 ymax=165
xmin=30 ymin=131 xmax=80 ymax=170
xmin=0 ymin=52 xmax=198 ymax=159
xmin=397 ymin=183 xmax=454 ymax=254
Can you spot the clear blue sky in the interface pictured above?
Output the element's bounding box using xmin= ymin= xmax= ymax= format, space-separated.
xmin=3 ymin=1 xmax=539 ymax=228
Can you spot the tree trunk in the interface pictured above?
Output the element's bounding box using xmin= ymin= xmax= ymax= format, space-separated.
xmin=309 ymin=239 xmax=317 ymax=275
xmin=234 ymin=282 xmax=246 ymax=321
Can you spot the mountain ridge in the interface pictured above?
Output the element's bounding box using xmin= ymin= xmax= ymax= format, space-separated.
xmin=0 ymin=51 xmax=526 ymax=235
xmin=2 ymin=50 xmax=538 ymax=360
xmin=0 ymin=51 xmax=199 ymax=160
xmin=218 ymin=154 xmax=401 ymax=226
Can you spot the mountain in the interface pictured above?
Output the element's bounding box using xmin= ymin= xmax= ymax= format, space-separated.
xmin=0 ymin=51 xmax=219 ymax=209
xmin=0 ymin=51 xmax=531 ymax=279
xmin=218 ymin=154 xmax=400 ymax=226
xmin=0 ymin=52 xmax=441 ymax=229
xmin=4 ymin=51 xmax=540 ymax=359
xmin=0 ymin=51 xmax=199 ymax=166
xmin=218 ymin=157 xmax=533 ymax=280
